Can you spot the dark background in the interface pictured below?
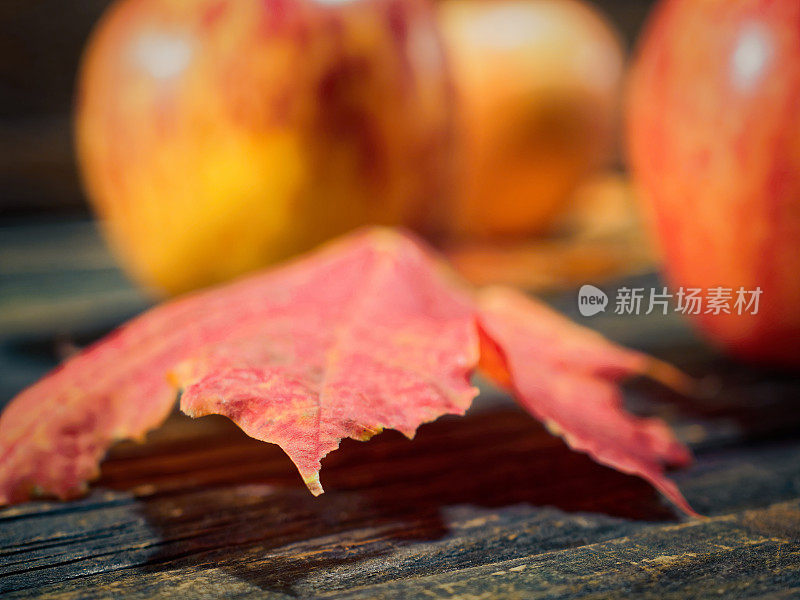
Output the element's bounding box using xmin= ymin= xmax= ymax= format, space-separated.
xmin=0 ymin=0 xmax=657 ymax=222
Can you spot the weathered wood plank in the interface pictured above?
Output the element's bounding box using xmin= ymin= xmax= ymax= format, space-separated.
xmin=2 ymin=405 xmax=800 ymax=598
xmin=2 ymin=220 xmax=800 ymax=598
xmin=328 ymin=500 xmax=800 ymax=600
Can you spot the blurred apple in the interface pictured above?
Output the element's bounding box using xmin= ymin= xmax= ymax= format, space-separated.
xmin=446 ymin=172 xmax=656 ymax=290
xmin=627 ymin=0 xmax=800 ymax=367
xmin=436 ymin=0 xmax=625 ymax=239
xmin=76 ymin=0 xmax=451 ymax=296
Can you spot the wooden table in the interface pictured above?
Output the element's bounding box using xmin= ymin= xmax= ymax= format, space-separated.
xmin=1 ymin=221 xmax=799 ymax=599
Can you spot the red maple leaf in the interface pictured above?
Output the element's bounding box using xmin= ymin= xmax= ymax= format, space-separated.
xmin=477 ymin=287 xmax=696 ymax=516
xmin=0 ymin=228 xmax=696 ymax=515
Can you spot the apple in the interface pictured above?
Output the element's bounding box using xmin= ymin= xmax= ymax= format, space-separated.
xmin=626 ymin=0 xmax=800 ymax=367
xmin=76 ymin=0 xmax=451 ymax=296
xmin=436 ymin=0 xmax=625 ymax=239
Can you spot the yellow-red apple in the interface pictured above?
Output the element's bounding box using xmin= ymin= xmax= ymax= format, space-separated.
xmin=627 ymin=0 xmax=800 ymax=367
xmin=437 ymin=0 xmax=625 ymax=239
xmin=76 ymin=0 xmax=451 ymax=296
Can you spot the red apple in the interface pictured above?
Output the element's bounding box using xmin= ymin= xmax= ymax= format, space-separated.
xmin=76 ymin=0 xmax=451 ymax=296
xmin=627 ymin=0 xmax=800 ymax=367
xmin=437 ymin=0 xmax=625 ymax=239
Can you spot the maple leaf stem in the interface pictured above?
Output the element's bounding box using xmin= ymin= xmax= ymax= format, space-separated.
xmin=642 ymin=358 xmax=699 ymax=398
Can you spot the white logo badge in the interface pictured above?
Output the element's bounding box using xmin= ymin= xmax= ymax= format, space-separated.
xmin=578 ymin=284 xmax=608 ymax=317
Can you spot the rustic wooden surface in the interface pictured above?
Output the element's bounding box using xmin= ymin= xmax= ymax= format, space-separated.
xmin=1 ymin=221 xmax=800 ymax=599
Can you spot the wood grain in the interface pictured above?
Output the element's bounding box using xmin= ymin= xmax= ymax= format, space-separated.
xmin=1 ymin=392 xmax=800 ymax=599
xmin=1 ymin=221 xmax=800 ymax=598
